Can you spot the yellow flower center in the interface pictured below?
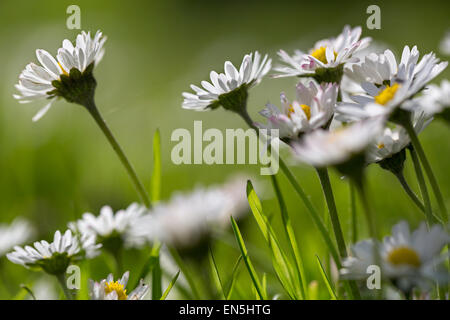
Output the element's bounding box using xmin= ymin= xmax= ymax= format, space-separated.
xmin=374 ymin=83 xmax=400 ymax=106
xmin=104 ymin=281 xmax=128 ymax=300
xmin=310 ymin=47 xmax=337 ymax=64
xmin=377 ymin=143 xmax=385 ymax=149
xmin=387 ymin=246 xmax=421 ymax=268
xmin=289 ymin=104 xmax=311 ymax=120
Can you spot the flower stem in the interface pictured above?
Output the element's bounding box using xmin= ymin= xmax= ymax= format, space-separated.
xmin=278 ymin=159 xmax=341 ymax=267
xmin=353 ymin=174 xmax=383 ymax=299
xmin=85 ymin=100 xmax=151 ymax=208
xmin=316 ymin=168 xmax=348 ymax=259
xmin=402 ymin=118 xmax=448 ymax=224
xmin=56 ymin=273 xmax=73 ymax=300
xmin=405 ymin=148 xmax=439 ymax=226
xmin=394 ymin=171 xmax=426 ymax=214
xmin=237 ymin=109 xmax=360 ymax=299
xmin=349 ymin=181 xmax=358 ymax=244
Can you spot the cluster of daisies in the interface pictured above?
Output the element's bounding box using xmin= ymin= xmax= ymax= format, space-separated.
xmin=4 ymin=25 xmax=450 ymax=300
xmin=182 ymin=25 xmax=450 ymax=298
xmin=2 ymin=174 xmax=251 ymax=299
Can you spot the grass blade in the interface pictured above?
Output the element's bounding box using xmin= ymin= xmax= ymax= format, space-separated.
xmin=230 ymin=216 xmax=265 ymax=300
xmin=151 ymin=128 xmax=161 ymax=203
xmin=246 ymin=180 xmax=298 ymax=299
xmin=160 ymin=271 xmax=180 ymax=300
xmin=133 ymin=241 xmax=161 ymax=288
xmin=225 ymin=255 xmax=243 ymax=300
xmin=168 ymin=247 xmax=202 ymax=299
xmin=315 ymin=255 xmax=337 ymax=300
xmin=270 ymin=175 xmax=308 ymax=299
xmin=209 ymin=247 xmax=225 ymax=299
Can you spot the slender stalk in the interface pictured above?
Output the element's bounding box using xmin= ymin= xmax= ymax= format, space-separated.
xmin=236 ymin=109 xmax=342 ymax=267
xmin=316 ymin=168 xmax=348 ymax=259
xmin=402 ymin=118 xmax=448 ymax=224
xmin=237 ymin=108 xmax=361 ymax=298
xmin=354 ymin=177 xmax=378 ymax=242
xmin=278 ymin=158 xmax=341 ymax=267
xmin=394 ymin=172 xmax=426 ymax=214
xmin=316 ymin=168 xmax=362 ymax=300
xmin=55 ymin=273 xmax=73 ymax=300
xmin=85 ymin=100 xmax=151 ymax=208
xmin=349 ymin=181 xmax=358 ymax=244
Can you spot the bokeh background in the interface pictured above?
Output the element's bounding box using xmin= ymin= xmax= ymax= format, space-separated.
xmin=0 ymin=0 xmax=449 ymax=299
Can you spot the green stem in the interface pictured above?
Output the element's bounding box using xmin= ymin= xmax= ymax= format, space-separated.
xmin=86 ymin=101 xmax=151 ymax=208
xmin=55 ymin=273 xmax=73 ymax=300
xmin=349 ymin=181 xmax=358 ymax=244
xmin=316 ymin=168 xmax=348 ymax=260
xmin=394 ymin=171 xmax=426 ymax=214
xmin=168 ymin=247 xmax=202 ymax=300
xmin=409 ymin=146 xmax=440 ymax=226
xmin=402 ymin=118 xmax=448 ymax=224
xmin=316 ymin=168 xmax=362 ymax=300
xmin=278 ymin=158 xmax=341 ymax=268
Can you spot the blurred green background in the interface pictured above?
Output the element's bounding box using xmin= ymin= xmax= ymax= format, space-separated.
xmin=0 ymin=0 xmax=449 ymax=299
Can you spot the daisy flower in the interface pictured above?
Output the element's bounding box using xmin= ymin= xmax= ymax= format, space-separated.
xmin=69 ymin=203 xmax=148 ymax=252
xmin=367 ymin=111 xmax=431 ymax=164
xmin=7 ymin=229 xmax=100 ymax=275
xmin=292 ymin=117 xmax=383 ymax=168
xmin=336 ymin=46 xmax=448 ymax=122
xmin=274 ymin=25 xmax=370 ymax=82
xmin=182 ymin=51 xmax=271 ymax=113
xmin=0 ymin=218 xmax=35 ymax=257
xmin=13 ymin=30 xmax=106 ymax=121
xmin=417 ymin=80 xmax=450 ymax=119
xmin=256 ymin=82 xmax=338 ymax=141
xmin=341 ymin=221 xmax=450 ymax=292
xmin=129 ymin=176 xmax=251 ymax=249
xmin=90 ymin=271 xmax=149 ymax=300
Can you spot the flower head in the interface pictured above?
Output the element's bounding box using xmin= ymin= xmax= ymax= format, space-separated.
xmin=14 ymin=30 xmax=106 ymax=121
xmin=7 ymin=229 xmax=100 ymax=275
xmin=257 ymin=82 xmax=338 ymax=140
xmin=274 ymin=25 xmax=370 ymax=82
xmin=69 ymin=203 xmax=147 ymax=252
xmin=0 ymin=218 xmax=35 ymax=257
xmin=129 ymin=176 xmax=251 ymax=250
xmin=417 ymin=80 xmax=450 ymax=119
xmin=337 ymin=46 xmax=448 ymax=122
xmin=292 ymin=117 xmax=383 ymax=168
xmin=89 ymin=271 xmax=149 ymax=300
xmin=367 ymin=111 xmax=431 ymax=164
xmin=182 ymin=52 xmax=271 ymax=113
xmin=341 ymin=221 xmax=450 ymax=292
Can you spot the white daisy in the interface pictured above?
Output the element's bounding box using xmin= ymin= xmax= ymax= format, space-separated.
xmin=129 ymin=176 xmax=251 ymax=248
xmin=0 ymin=218 xmax=35 ymax=257
xmin=256 ymin=82 xmax=338 ymax=140
xmin=439 ymin=31 xmax=450 ymax=56
xmin=274 ymin=25 xmax=370 ymax=80
xmin=336 ymin=46 xmax=448 ymax=121
xmin=69 ymin=203 xmax=148 ymax=250
xmin=367 ymin=111 xmax=432 ymax=163
xmin=291 ymin=117 xmax=383 ymax=168
xmin=417 ymin=80 xmax=450 ymax=118
xmin=89 ymin=271 xmax=149 ymax=300
xmin=182 ymin=51 xmax=271 ymax=111
xmin=341 ymin=221 xmax=450 ymax=292
xmin=13 ymin=30 xmax=106 ymax=121
xmin=7 ymin=229 xmax=101 ymax=275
